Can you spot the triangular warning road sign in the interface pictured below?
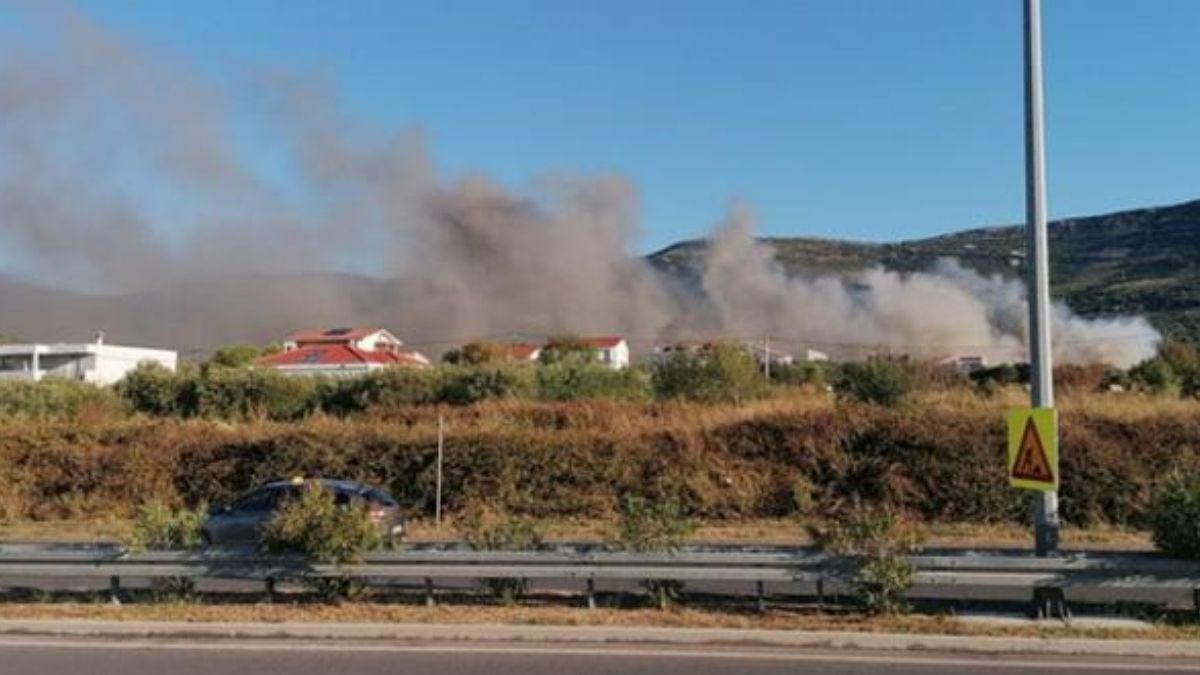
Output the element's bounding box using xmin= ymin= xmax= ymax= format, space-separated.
xmin=1012 ymin=418 xmax=1053 ymax=482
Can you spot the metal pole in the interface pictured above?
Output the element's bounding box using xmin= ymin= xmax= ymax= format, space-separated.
xmin=436 ymin=413 xmax=444 ymax=529
xmin=763 ymin=335 xmax=771 ymax=380
xmin=1024 ymin=0 xmax=1059 ymax=557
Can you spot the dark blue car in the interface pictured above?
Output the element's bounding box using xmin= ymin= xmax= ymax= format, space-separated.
xmin=200 ymin=478 xmax=405 ymax=548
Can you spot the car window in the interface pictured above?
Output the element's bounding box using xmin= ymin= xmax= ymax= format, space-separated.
xmin=231 ymin=489 xmax=273 ymax=512
xmin=364 ymin=488 xmax=398 ymax=507
xmin=270 ymin=485 xmax=300 ymax=508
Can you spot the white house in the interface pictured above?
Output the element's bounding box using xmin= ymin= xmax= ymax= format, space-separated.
xmin=802 ymin=348 xmax=830 ymax=362
xmin=282 ymin=327 xmax=408 ymax=354
xmin=262 ymin=327 xmax=430 ymax=377
xmin=580 ymin=336 xmax=630 ymax=369
xmin=0 ymin=337 xmax=177 ymax=386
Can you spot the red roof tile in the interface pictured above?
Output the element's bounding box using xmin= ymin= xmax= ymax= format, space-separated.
xmin=579 ymin=336 xmax=624 ymax=349
xmin=505 ymin=343 xmax=541 ymax=360
xmin=257 ymin=345 xmax=427 ymax=368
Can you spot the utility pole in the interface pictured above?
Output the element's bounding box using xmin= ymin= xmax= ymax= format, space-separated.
xmin=763 ymin=335 xmax=771 ymax=380
xmin=435 ymin=413 xmax=445 ymax=529
xmin=1024 ymin=0 xmax=1059 ymax=557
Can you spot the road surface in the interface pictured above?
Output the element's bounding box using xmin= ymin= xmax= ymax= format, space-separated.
xmin=1 ymin=637 xmax=1197 ymax=674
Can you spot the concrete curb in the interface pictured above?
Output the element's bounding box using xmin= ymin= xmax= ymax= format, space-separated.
xmin=0 ymin=619 xmax=1197 ymax=658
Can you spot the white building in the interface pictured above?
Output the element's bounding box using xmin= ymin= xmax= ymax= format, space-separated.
xmin=0 ymin=339 xmax=177 ymax=386
xmin=580 ymin=336 xmax=630 ymax=369
xmin=282 ymin=327 xmax=408 ymax=354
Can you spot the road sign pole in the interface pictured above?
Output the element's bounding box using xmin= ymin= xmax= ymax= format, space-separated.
xmin=436 ymin=413 xmax=445 ymax=529
xmin=1023 ymin=0 xmax=1059 ymax=557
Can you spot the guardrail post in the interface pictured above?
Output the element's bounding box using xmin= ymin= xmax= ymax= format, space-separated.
xmin=1193 ymin=588 xmax=1200 ymax=621
xmin=424 ymin=577 xmax=435 ymax=608
xmin=265 ymin=577 xmax=276 ymax=602
xmin=816 ymin=576 xmax=825 ymax=611
xmin=108 ymin=576 xmax=121 ymax=605
xmin=755 ymin=581 xmax=766 ymax=613
xmin=1032 ymin=585 xmax=1069 ymax=621
xmin=586 ymin=578 xmax=596 ymax=610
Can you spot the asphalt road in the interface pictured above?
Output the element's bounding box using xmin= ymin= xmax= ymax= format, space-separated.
xmin=1 ymin=638 xmax=1198 ymax=675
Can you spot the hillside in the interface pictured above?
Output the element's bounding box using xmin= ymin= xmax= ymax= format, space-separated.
xmin=649 ymin=199 xmax=1200 ymax=343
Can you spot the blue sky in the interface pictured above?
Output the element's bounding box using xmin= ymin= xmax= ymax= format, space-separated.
xmin=55 ymin=0 xmax=1200 ymax=251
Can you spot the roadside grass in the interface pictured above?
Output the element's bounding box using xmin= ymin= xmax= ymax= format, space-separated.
xmin=0 ymin=516 xmax=1155 ymax=550
xmin=0 ymin=517 xmax=1153 ymax=550
xmin=0 ymin=601 xmax=1196 ymax=641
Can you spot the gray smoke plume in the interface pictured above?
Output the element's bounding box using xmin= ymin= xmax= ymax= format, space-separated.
xmin=0 ymin=3 xmax=1161 ymax=365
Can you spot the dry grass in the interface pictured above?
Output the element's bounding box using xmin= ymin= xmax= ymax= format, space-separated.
xmin=0 ymin=602 xmax=1195 ymax=641
xmin=3 ymin=387 xmax=1199 ymax=528
xmin=0 ymin=518 xmax=132 ymax=543
xmin=0 ymin=516 xmax=1153 ymax=550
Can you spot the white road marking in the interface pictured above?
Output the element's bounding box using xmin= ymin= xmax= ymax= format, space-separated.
xmin=0 ymin=636 xmax=1196 ymax=671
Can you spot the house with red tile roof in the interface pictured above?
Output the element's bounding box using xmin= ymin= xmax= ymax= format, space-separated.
xmin=261 ymin=327 xmax=430 ymax=377
xmin=282 ymin=327 xmax=406 ymax=354
xmin=503 ymin=342 xmax=542 ymax=362
xmin=578 ymin=336 xmax=629 ymax=369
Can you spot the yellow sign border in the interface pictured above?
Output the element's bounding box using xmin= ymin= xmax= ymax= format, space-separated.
xmin=1006 ymin=407 xmax=1058 ymax=491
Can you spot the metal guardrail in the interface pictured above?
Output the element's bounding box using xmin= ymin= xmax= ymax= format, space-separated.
xmin=1 ymin=545 xmax=1198 ymax=616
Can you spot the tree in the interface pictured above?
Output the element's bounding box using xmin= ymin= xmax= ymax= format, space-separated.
xmin=442 ymin=340 xmax=508 ymax=365
xmin=651 ymin=342 xmax=766 ymax=403
xmin=538 ymin=335 xmax=597 ymax=366
xmin=206 ymin=344 xmax=265 ymax=369
xmin=1128 ymin=357 xmax=1179 ymax=394
xmin=834 ymin=358 xmax=914 ymax=407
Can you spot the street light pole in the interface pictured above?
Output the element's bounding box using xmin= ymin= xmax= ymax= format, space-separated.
xmin=1023 ymin=0 xmax=1059 ymax=557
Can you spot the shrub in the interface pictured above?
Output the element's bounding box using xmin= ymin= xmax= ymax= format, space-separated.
xmin=770 ymin=361 xmax=827 ymax=389
xmin=0 ymin=379 xmax=121 ymax=419
xmin=834 ymin=358 xmax=913 ymax=407
xmin=460 ymin=505 xmax=545 ymax=603
xmin=1148 ymin=469 xmax=1200 ymax=559
xmin=318 ymin=367 xmax=442 ymax=414
xmin=538 ymin=335 xmax=597 ymax=366
xmin=263 ymin=484 xmax=381 ymax=563
xmin=651 ymin=343 xmax=766 ymax=404
xmin=116 ymin=363 xmax=185 ymax=416
xmin=442 ymin=341 xmax=509 ymax=366
xmin=790 ymin=475 xmax=816 ymax=516
xmin=617 ymin=492 xmax=696 ymax=609
xmin=262 ymin=484 xmax=381 ymax=601
xmin=126 ymin=501 xmax=207 ymax=601
xmin=196 ymin=368 xmax=318 ymax=421
xmin=536 ymin=363 xmax=651 ymax=402
xmin=206 ymin=344 xmax=266 ymax=369
xmin=439 ymin=364 xmax=535 ymax=404
xmin=127 ymin=501 xmax=206 ymax=552
xmin=808 ymin=503 xmax=923 ymax=615
xmin=1129 ymin=357 xmax=1179 ymax=394
xmin=969 ymin=363 xmax=1028 ymax=391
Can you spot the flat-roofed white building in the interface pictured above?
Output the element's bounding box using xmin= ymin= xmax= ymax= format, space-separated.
xmin=0 ymin=339 xmax=177 ymax=386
